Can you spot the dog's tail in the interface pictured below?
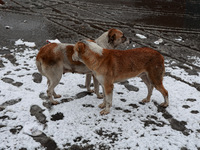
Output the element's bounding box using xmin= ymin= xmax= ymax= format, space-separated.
xmin=36 ymin=59 xmax=44 ymax=76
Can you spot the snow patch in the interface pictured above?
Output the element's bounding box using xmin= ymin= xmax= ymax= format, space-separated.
xmin=136 ymin=33 xmax=147 ymax=39
xmin=15 ymin=39 xmax=36 ymax=47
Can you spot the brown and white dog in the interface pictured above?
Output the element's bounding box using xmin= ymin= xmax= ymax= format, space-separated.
xmin=72 ymin=41 xmax=169 ymax=115
xmin=36 ymin=29 xmax=127 ymax=104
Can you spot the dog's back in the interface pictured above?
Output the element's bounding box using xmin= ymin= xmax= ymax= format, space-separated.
xmin=84 ymin=46 xmax=165 ymax=83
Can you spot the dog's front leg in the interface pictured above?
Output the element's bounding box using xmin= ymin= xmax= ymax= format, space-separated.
xmin=93 ymin=76 xmax=103 ymax=99
xmin=99 ymin=83 xmax=113 ymax=115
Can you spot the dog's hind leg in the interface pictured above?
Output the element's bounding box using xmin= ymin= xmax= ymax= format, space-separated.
xmin=155 ymin=83 xmax=169 ymax=107
xmin=85 ymin=74 xmax=93 ymax=92
xmin=140 ymin=73 xmax=154 ymax=103
xmin=46 ymin=66 xmax=62 ymax=104
xmin=148 ymin=66 xmax=169 ymax=107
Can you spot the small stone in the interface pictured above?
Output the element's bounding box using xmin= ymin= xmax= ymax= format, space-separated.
xmin=1 ymin=98 xmax=22 ymax=107
xmin=123 ymin=109 xmax=131 ymax=113
xmin=169 ymin=119 xmax=187 ymax=132
xmin=120 ymin=99 xmax=126 ymax=102
xmin=12 ymin=82 xmax=23 ymax=87
xmin=191 ymin=110 xmax=199 ymax=114
xmin=124 ymin=84 xmax=139 ymax=92
xmin=30 ymin=105 xmax=47 ymax=124
xmin=75 ymin=91 xmax=92 ymax=99
xmin=39 ymin=93 xmax=48 ymax=100
xmin=82 ymin=104 xmax=94 ymax=108
xmin=0 ymin=59 xmax=4 ymax=68
xmin=182 ymin=105 xmax=190 ymax=109
xmin=129 ymin=104 xmax=139 ymax=109
xmin=10 ymin=125 xmax=23 ymax=134
xmin=116 ymin=92 xmax=123 ymax=95
xmin=32 ymin=72 xmax=42 ymax=83
xmin=1 ymin=77 xmax=14 ymax=84
xmin=31 ymin=133 xmax=58 ymax=150
xmin=51 ymin=112 xmax=64 ymax=121
xmin=186 ymin=98 xmax=196 ymax=102
xmin=61 ymin=98 xmax=73 ymax=103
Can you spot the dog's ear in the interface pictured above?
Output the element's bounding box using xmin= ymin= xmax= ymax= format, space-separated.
xmin=77 ymin=42 xmax=86 ymax=53
xmin=108 ymin=29 xmax=116 ymax=44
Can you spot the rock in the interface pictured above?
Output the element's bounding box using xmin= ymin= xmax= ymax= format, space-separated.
xmin=82 ymin=104 xmax=94 ymax=108
xmin=123 ymin=109 xmax=131 ymax=113
xmin=191 ymin=110 xmax=199 ymax=114
xmin=10 ymin=125 xmax=23 ymax=134
xmin=61 ymin=98 xmax=73 ymax=103
xmin=39 ymin=92 xmax=48 ymax=100
xmin=120 ymin=99 xmax=126 ymax=102
xmin=1 ymin=77 xmax=23 ymax=87
xmin=116 ymin=92 xmax=123 ymax=95
xmin=30 ymin=105 xmax=47 ymax=124
xmin=3 ymin=54 xmax=18 ymax=65
xmin=31 ymin=133 xmax=58 ymax=150
xmin=186 ymin=98 xmax=196 ymax=102
xmin=12 ymin=82 xmax=23 ymax=87
xmin=0 ymin=106 xmax=5 ymax=111
xmin=1 ymin=98 xmax=22 ymax=107
xmin=1 ymin=77 xmax=14 ymax=84
xmin=51 ymin=112 xmax=64 ymax=121
xmin=32 ymin=72 xmax=42 ymax=83
xmin=129 ymin=103 xmax=139 ymax=109
xmin=119 ymin=80 xmax=129 ymax=85
xmin=0 ymin=59 xmax=4 ymax=68
xmin=43 ymin=102 xmax=52 ymax=110
xmin=75 ymin=91 xmax=93 ymax=99
xmin=124 ymin=84 xmax=139 ymax=92
xmin=169 ymin=119 xmax=187 ymax=132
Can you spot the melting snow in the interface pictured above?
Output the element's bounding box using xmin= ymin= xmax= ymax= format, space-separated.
xmin=0 ymin=40 xmax=200 ymax=149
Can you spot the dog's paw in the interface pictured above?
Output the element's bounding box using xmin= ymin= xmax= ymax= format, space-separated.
xmin=51 ymin=100 xmax=60 ymax=105
xmin=97 ymin=94 xmax=103 ymax=99
xmin=141 ymin=98 xmax=150 ymax=103
xmin=98 ymin=103 xmax=106 ymax=109
xmin=160 ymin=102 xmax=168 ymax=108
xmin=100 ymin=109 xmax=110 ymax=115
xmin=54 ymin=94 xmax=61 ymax=99
xmin=87 ymin=89 xmax=94 ymax=93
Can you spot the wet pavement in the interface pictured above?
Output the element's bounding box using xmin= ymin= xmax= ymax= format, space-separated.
xmin=0 ymin=0 xmax=200 ymax=149
xmin=1 ymin=0 xmax=200 ymax=88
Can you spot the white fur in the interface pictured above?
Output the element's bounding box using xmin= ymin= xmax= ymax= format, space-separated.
xmin=86 ymin=41 xmax=103 ymax=56
xmin=54 ymin=43 xmax=74 ymax=53
xmin=95 ymin=31 xmax=113 ymax=49
xmin=72 ymin=51 xmax=80 ymax=62
xmin=96 ymin=75 xmax=104 ymax=85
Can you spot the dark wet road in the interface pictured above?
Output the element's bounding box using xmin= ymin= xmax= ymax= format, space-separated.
xmin=0 ymin=0 xmax=200 ymax=89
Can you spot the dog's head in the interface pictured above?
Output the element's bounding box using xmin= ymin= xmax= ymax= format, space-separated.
xmin=72 ymin=41 xmax=103 ymax=62
xmin=108 ymin=28 xmax=127 ymax=48
xmin=72 ymin=42 xmax=86 ymax=62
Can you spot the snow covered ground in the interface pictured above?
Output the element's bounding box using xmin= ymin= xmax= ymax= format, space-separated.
xmin=0 ymin=39 xmax=200 ymax=150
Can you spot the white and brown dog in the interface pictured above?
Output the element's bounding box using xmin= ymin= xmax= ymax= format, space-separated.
xmin=72 ymin=41 xmax=169 ymax=115
xmin=36 ymin=29 xmax=127 ymax=104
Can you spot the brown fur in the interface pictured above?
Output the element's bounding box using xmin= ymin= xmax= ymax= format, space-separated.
xmin=36 ymin=29 xmax=127 ymax=104
xmin=73 ymin=42 xmax=169 ymax=115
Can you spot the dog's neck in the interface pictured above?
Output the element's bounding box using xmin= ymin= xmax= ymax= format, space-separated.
xmin=95 ymin=31 xmax=113 ymax=49
xmin=81 ymin=46 xmax=103 ymax=72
